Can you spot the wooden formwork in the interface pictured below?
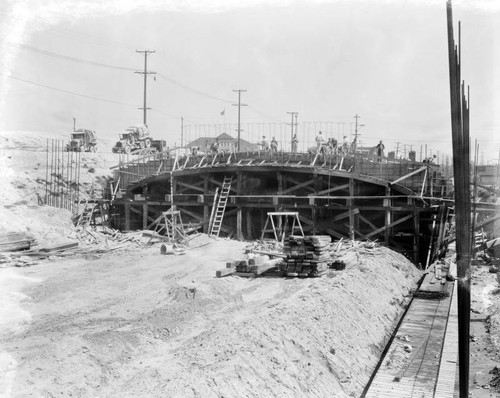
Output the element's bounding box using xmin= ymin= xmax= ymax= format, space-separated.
xmin=109 ymin=154 xmax=452 ymax=264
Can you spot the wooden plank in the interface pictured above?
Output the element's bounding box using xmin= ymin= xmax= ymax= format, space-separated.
xmin=215 ymin=268 xmax=236 ymax=278
xmin=39 ymin=242 xmax=78 ymax=252
xmin=434 ymin=279 xmax=458 ymax=397
xmin=365 ymin=282 xmax=454 ymax=398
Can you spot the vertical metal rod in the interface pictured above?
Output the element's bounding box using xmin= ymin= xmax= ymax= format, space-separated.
xmin=447 ymin=2 xmax=471 ymax=395
xmin=45 ymin=139 xmax=49 ymax=204
xmin=49 ymin=140 xmax=53 ymax=206
xmin=66 ymin=146 xmax=70 ymax=210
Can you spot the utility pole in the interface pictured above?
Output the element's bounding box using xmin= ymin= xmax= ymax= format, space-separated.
xmin=135 ymin=50 xmax=156 ymax=126
xmin=72 ymin=117 xmax=76 ymax=132
xmin=287 ymin=112 xmax=298 ymax=151
xmin=232 ymin=89 xmax=247 ymax=152
xmin=353 ymin=114 xmax=364 ymax=153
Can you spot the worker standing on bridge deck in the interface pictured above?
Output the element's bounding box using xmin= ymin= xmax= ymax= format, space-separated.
xmin=210 ymin=139 xmax=220 ymax=157
xmin=270 ymin=137 xmax=278 ymax=154
xmin=315 ymin=131 xmax=325 ymax=152
xmin=341 ymin=136 xmax=350 ymax=155
xmin=291 ymin=134 xmax=299 ymax=152
xmin=376 ymin=140 xmax=385 ymax=162
xmin=327 ymin=137 xmax=337 ymax=155
xmin=260 ymin=136 xmax=269 ymax=152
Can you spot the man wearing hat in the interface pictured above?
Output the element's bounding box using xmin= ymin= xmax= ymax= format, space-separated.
xmin=376 ymin=140 xmax=385 ymax=162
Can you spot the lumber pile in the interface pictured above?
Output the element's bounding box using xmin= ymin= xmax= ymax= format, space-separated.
xmin=215 ymin=256 xmax=282 ymax=278
xmin=279 ymin=235 xmax=332 ymax=277
xmin=0 ymin=232 xmax=36 ymax=252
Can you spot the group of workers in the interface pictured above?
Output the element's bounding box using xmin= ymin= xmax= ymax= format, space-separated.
xmin=202 ymin=133 xmax=390 ymax=160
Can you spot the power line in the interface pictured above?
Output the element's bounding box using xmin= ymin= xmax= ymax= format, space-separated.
xmin=2 ymin=40 xmax=136 ymax=71
xmin=0 ymin=71 xmax=138 ymax=107
xmin=156 ymin=73 xmax=232 ymax=104
xmin=38 ymin=23 xmax=139 ymax=51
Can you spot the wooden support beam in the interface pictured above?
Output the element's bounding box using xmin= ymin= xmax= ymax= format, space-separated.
xmin=282 ymin=178 xmax=315 ymax=195
xmin=130 ymin=205 xmax=143 ymax=216
xmin=143 ymin=203 xmax=148 ymax=229
xmin=325 ymin=227 xmax=347 ymax=240
xmin=365 ymin=213 xmax=414 ymax=239
xmin=178 ymin=207 xmax=205 ymax=222
xmin=358 ymin=213 xmax=378 ymax=232
xmin=332 ymin=208 xmax=360 ymax=222
xmin=125 ymin=203 xmax=131 ymax=230
xmin=348 ymin=178 xmax=355 ymax=240
xmin=237 ymin=208 xmax=243 ymax=241
xmin=237 ymin=171 xmax=243 ymax=240
xmin=384 ymin=186 xmax=392 ymax=244
xmin=313 ymin=183 xmax=350 ymax=196
xmin=413 ymin=210 xmax=420 ymax=266
xmin=390 ymin=166 xmax=427 ymax=185
xmin=176 ymin=180 xmax=205 ymax=194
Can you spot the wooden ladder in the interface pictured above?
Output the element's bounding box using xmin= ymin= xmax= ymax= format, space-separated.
xmin=76 ymin=199 xmax=97 ymax=227
xmin=209 ymin=176 xmax=232 ymax=237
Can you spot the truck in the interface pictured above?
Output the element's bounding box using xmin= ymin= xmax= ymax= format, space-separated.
xmin=112 ymin=125 xmax=152 ymax=154
xmin=66 ymin=129 xmax=97 ymax=152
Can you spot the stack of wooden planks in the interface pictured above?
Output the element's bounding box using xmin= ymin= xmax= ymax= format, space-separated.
xmin=0 ymin=232 xmax=36 ymax=252
xmin=280 ymin=235 xmax=332 ymax=277
xmin=215 ymin=255 xmax=282 ymax=278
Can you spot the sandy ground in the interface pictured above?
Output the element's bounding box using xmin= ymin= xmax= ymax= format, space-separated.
xmin=1 ymin=131 xmax=500 ymax=397
xmin=0 ymin=235 xmax=421 ymax=398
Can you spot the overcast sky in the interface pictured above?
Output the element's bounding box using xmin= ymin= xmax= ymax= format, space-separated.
xmin=1 ymin=0 xmax=499 ymax=161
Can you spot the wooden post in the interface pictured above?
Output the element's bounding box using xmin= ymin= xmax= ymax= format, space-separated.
xmin=413 ymin=208 xmax=420 ymax=266
xmin=125 ymin=203 xmax=131 ymax=231
xmin=237 ymin=208 xmax=243 ymax=240
xmin=277 ymin=171 xmax=283 ymax=195
xmin=384 ymin=186 xmax=392 ymax=244
xmin=246 ymin=209 xmax=252 ymax=238
xmin=143 ymin=203 xmax=148 ymax=229
xmin=203 ymin=174 xmax=209 ymax=233
xmin=348 ymin=178 xmax=355 ymax=240
xmin=236 ymin=171 xmax=243 ymax=240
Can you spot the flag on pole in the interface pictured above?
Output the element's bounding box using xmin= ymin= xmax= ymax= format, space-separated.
xmin=220 ymin=109 xmax=225 ymax=116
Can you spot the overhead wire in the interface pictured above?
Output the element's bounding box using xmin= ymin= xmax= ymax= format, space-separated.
xmin=0 ymin=71 xmax=138 ymax=107
xmin=2 ymin=39 xmax=137 ymax=71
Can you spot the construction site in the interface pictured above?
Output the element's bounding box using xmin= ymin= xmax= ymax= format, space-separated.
xmin=1 ymin=1 xmax=500 ymax=398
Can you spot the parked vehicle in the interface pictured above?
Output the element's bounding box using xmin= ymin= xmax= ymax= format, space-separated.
xmin=151 ymin=139 xmax=167 ymax=152
xmin=112 ymin=125 xmax=152 ymax=154
xmin=66 ymin=129 xmax=97 ymax=152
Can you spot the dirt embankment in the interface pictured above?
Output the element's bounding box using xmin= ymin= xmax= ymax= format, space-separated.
xmin=0 ymin=236 xmax=420 ymax=398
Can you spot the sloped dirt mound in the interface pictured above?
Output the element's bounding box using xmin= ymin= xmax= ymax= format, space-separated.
xmin=0 ymin=241 xmax=420 ymax=397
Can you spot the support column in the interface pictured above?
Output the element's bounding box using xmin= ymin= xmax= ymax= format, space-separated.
xmin=125 ymin=203 xmax=131 ymax=231
xmin=413 ymin=208 xmax=420 ymax=266
xmin=203 ymin=173 xmax=209 ymax=233
xmin=143 ymin=203 xmax=148 ymax=229
xmin=348 ymin=178 xmax=355 ymax=240
xmin=236 ymin=171 xmax=243 ymax=240
xmin=384 ymin=186 xmax=392 ymax=244
xmin=246 ymin=209 xmax=252 ymax=238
